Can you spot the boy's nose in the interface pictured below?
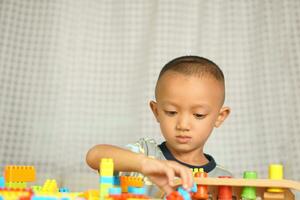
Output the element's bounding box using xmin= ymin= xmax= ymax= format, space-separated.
xmin=176 ymin=115 xmax=190 ymax=131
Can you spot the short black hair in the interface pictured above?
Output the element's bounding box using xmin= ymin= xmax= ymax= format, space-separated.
xmin=158 ymin=55 xmax=224 ymax=81
xmin=155 ymin=55 xmax=225 ymax=104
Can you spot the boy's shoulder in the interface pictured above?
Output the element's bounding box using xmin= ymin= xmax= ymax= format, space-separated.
xmin=125 ymin=137 xmax=165 ymax=159
xmin=208 ymin=164 xmax=233 ymax=177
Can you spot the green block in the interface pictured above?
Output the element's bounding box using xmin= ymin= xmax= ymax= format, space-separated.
xmin=99 ymin=183 xmax=112 ymax=198
xmin=241 ymin=171 xmax=257 ymax=200
xmin=31 ymin=185 xmax=43 ymax=192
xmin=5 ymin=182 xmax=27 ymax=189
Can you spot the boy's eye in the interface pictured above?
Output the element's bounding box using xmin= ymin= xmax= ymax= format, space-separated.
xmin=194 ymin=113 xmax=206 ymax=119
xmin=164 ymin=111 xmax=177 ymax=116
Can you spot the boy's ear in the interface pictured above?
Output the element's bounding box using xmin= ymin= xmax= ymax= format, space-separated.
xmin=149 ymin=100 xmax=159 ymax=122
xmin=214 ymin=106 xmax=231 ymax=128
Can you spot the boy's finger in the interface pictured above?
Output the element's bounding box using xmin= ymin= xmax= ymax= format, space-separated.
xmin=161 ymin=184 xmax=175 ymax=195
xmin=187 ymin=168 xmax=194 ymax=188
xmin=174 ymin=164 xmax=194 ymax=190
xmin=169 ymin=163 xmax=190 ymax=189
xmin=165 ymin=167 xmax=175 ymax=186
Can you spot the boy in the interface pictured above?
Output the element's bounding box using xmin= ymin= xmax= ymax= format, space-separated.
xmin=86 ymin=55 xmax=231 ymax=197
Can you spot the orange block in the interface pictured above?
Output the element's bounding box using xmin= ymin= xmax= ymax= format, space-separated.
xmin=82 ymin=189 xmax=99 ymax=199
xmin=4 ymin=166 xmax=36 ymax=182
xmin=120 ymin=176 xmax=143 ymax=192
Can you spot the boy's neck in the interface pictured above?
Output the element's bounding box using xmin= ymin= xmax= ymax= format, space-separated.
xmin=165 ymin=143 xmax=209 ymax=166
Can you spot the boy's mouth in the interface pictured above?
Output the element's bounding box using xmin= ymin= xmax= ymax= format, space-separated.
xmin=175 ymin=135 xmax=192 ymax=143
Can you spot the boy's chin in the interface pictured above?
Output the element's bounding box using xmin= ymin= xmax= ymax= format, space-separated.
xmin=169 ymin=143 xmax=196 ymax=153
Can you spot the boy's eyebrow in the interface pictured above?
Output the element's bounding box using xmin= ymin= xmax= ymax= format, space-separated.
xmin=161 ymin=101 xmax=210 ymax=109
xmin=191 ymin=104 xmax=210 ymax=109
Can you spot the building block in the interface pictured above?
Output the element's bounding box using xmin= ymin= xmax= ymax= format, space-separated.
xmin=218 ymin=176 xmax=234 ymax=200
xmin=31 ymin=186 xmax=42 ymax=192
xmin=192 ymin=169 xmax=209 ymax=200
xmin=100 ymin=183 xmax=113 ymax=199
xmin=268 ymin=164 xmax=284 ymax=193
xmin=192 ymin=168 xmax=203 ymax=176
xmin=59 ymin=188 xmax=70 ymax=193
xmin=166 ymin=191 xmax=184 ymax=200
xmin=241 ymin=171 xmax=257 ymax=200
xmin=80 ymin=189 xmax=99 ymax=200
xmin=0 ymin=177 xmax=4 ymax=188
xmin=5 ymin=181 xmax=27 ymax=189
xmin=108 ymin=187 xmax=121 ymax=195
xmin=120 ymin=176 xmax=143 ymax=192
xmin=4 ymin=166 xmax=36 ymax=182
xmin=0 ymin=188 xmax=33 ymax=200
xmin=31 ymin=196 xmax=58 ymax=200
xmin=42 ymin=179 xmax=58 ymax=193
xmin=99 ymin=176 xmax=115 ymax=184
xmin=100 ymin=158 xmax=114 ymax=177
xmin=177 ymin=187 xmax=191 ymax=200
xmin=127 ymin=186 xmax=145 ymax=195
xmin=114 ymin=176 xmax=120 ymax=185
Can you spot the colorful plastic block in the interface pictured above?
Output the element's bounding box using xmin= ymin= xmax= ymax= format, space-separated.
xmin=100 ymin=159 xmax=114 ymax=177
xmin=99 ymin=176 xmax=115 ymax=184
xmin=80 ymin=189 xmax=99 ymax=200
xmin=166 ymin=191 xmax=184 ymax=200
xmin=120 ymin=176 xmax=143 ymax=192
xmin=0 ymin=188 xmax=33 ymax=200
xmin=59 ymin=188 xmax=70 ymax=193
xmin=100 ymin=183 xmax=113 ymax=199
xmin=42 ymin=179 xmax=58 ymax=193
xmin=241 ymin=171 xmax=257 ymax=200
xmin=127 ymin=186 xmax=145 ymax=195
xmin=4 ymin=166 xmax=36 ymax=182
xmin=192 ymin=170 xmax=209 ymax=200
xmin=0 ymin=177 xmax=4 ymax=188
xmin=218 ymin=176 xmax=233 ymax=200
xmin=31 ymin=186 xmax=42 ymax=192
xmin=268 ymin=164 xmax=284 ymax=193
xmin=5 ymin=181 xmax=27 ymax=189
xmin=31 ymin=196 xmax=58 ymax=200
xmin=108 ymin=187 xmax=121 ymax=195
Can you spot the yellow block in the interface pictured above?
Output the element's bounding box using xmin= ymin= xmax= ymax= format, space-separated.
xmin=42 ymin=179 xmax=59 ymax=192
xmin=100 ymin=158 xmax=114 ymax=177
xmin=268 ymin=164 xmax=284 ymax=193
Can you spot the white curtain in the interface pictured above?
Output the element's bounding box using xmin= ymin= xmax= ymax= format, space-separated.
xmin=0 ymin=0 xmax=299 ymax=197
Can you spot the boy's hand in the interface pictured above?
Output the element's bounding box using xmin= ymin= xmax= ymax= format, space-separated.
xmin=140 ymin=156 xmax=193 ymax=194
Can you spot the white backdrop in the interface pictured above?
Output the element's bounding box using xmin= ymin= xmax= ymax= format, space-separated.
xmin=0 ymin=0 xmax=300 ymax=197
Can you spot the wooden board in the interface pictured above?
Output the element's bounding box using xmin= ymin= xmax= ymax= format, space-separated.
xmin=172 ymin=177 xmax=299 ymax=200
xmin=174 ymin=177 xmax=300 ymax=191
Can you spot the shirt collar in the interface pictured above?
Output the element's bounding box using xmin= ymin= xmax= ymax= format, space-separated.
xmin=158 ymin=141 xmax=216 ymax=173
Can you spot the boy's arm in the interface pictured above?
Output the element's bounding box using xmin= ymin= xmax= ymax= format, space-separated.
xmin=86 ymin=144 xmax=193 ymax=194
xmin=86 ymin=144 xmax=146 ymax=172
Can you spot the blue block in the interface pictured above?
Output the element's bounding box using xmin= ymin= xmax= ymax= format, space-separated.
xmin=99 ymin=176 xmax=114 ymax=184
xmin=109 ymin=187 xmax=121 ymax=195
xmin=177 ymin=187 xmax=191 ymax=200
xmin=59 ymin=187 xmax=70 ymax=192
xmin=31 ymin=196 xmax=58 ymax=200
xmin=128 ymin=186 xmax=146 ymax=195
xmin=0 ymin=177 xmax=4 ymax=188
xmin=114 ymin=176 xmax=120 ymax=185
xmin=191 ymin=183 xmax=197 ymax=192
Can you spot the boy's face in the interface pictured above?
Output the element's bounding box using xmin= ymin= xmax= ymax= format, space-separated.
xmin=150 ymin=71 xmax=230 ymax=155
